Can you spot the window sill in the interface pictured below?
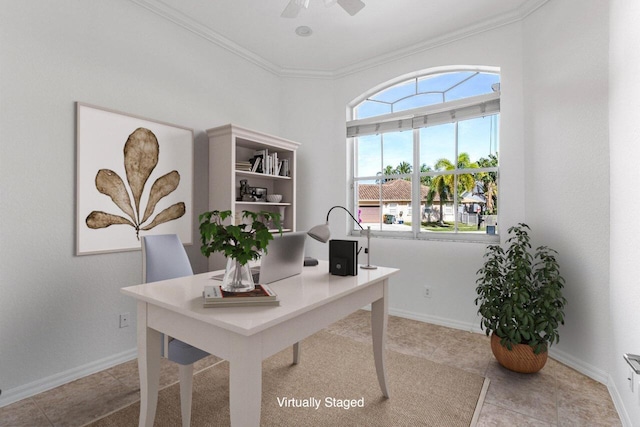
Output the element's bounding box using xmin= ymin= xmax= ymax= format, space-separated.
xmin=352 ymin=229 xmax=500 ymax=244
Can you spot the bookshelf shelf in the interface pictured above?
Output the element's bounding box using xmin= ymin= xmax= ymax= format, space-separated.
xmin=236 ymin=201 xmax=292 ymax=207
xmin=236 ymin=171 xmax=292 ymax=180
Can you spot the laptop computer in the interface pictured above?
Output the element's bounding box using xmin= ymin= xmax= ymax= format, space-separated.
xmin=212 ymin=231 xmax=307 ymax=284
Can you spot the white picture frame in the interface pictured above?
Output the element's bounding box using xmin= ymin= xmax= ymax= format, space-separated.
xmin=76 ymin=103 xmax=193 ymax=255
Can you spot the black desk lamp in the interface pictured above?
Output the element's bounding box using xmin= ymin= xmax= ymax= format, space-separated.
xmin=307 ymin=205 xmax=377 ymax=270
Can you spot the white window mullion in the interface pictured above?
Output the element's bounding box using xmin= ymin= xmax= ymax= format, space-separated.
xmin=378 ymin=134 xmax=384 ymax=228
xmin=414 ymin=128 xmax=420 ymax=238
xmin=453 ymin=122 xmax=459 ymax=232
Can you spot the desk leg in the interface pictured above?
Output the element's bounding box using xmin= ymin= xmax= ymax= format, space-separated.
xmin=137 ymin=301 xmax=161 ymax=427
xmin=371 ymin=279 xmax=390 ymax=398
xmin=292 ymin=342 xmax=301 ymax=365
xmin=229 ymin=334 xmax=262 ymax=427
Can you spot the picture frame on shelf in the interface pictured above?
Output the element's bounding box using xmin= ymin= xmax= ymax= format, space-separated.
xmin=252 ymin=187 xmax=267 ymax=201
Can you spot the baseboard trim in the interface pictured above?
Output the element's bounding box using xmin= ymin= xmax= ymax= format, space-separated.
xmin=547 ymin=346 xmax=609 ymax=384
xmin=388 ymin=307 xmax=609 ymax=385
xmin=389 ymin=307 xmax=484 ymax=334
xmin=0 ymin=348 xmax=137 ymax=408
xmin=608 ymin=374 xmax=633 ymax=427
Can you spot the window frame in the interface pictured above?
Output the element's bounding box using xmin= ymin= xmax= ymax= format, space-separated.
xmin=347 ymin=67 xmax=500 ymax=243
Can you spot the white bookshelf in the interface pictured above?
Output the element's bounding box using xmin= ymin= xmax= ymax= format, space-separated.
xmin=207 ymin=124 xmax=299 ymax=269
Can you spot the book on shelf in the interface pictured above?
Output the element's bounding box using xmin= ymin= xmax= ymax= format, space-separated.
xmin=265 ymin=152 xmax=274 ymax=175
xmin=280 ymin=159 xmax=290 ymax=177
xmin=271 ymin=152 xmax=278 ymax=175
xmin=202 ymin=284 xmax=279 ymax=307
xmin=250 ymin=157 xmax=261 ymax=172
xmin=253 ymin=149 xmax=268 ymax=174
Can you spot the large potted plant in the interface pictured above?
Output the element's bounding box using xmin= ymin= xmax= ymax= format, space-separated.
xmin=475 ymin=223 xmax=567 ymax=373
xmin=199 ymin=209 xmax=281 ymax=292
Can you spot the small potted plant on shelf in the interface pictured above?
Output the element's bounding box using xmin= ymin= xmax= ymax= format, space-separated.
xmin=474 ymin=223 xmax=567 ymax=373
xmin=199 ymin=209 xmax=281 ymax=292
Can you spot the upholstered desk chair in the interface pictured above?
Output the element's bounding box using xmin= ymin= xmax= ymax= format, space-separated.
xmin=141 ymin=234 xmax=208 ymax=427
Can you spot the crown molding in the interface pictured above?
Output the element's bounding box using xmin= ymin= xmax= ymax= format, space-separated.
xmin=518 ymin=0 xmax=549 ymax=18
xmin=129 ymin=0 xmax=549 ymax=80
xmin=128 ymin=0 xmax=282 ymax=75
xmin=324 ymin=0 xmax=549 ymax=79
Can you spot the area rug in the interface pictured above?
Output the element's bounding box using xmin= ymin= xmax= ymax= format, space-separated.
xmin=86 ymin=331 xmax=489 ymax=427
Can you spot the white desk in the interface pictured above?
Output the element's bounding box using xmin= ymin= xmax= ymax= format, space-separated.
xmin=121 ymin=260 xmax=399 ymax=427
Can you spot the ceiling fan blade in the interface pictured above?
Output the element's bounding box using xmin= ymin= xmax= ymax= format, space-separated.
xmin=281 ymin=0 xmax=303 ymax=18
xmin=337 ymin=0 xmax=365 ymax=16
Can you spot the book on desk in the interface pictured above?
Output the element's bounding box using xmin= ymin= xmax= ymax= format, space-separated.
xmin=203 ymin=284 xmax=280 ymax=307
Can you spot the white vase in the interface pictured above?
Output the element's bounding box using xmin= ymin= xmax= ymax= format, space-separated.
xmin=221 ymin=258 xmax=255 ymax=292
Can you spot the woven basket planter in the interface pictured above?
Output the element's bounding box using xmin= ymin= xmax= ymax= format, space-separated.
xmin=490 ymin=333 xmax=548 ymax=373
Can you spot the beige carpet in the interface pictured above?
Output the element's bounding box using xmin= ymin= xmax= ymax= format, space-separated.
xmin=87 ymin=331 xmax=489 ymax=427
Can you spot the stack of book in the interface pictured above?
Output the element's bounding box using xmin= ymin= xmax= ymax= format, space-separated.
xmin=236 ymin=160 xmax=252 ymax=172
xmin=202 ymin=284 xmax=279 ymax=307
xmin=253 ymin=149 xmax=288 ymax=176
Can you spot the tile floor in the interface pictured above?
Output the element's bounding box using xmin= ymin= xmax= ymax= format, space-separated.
xmin=0 ymin=311 xmax=622 ymax=426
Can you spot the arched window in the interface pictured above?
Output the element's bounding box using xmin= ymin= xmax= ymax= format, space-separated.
xmin=348 ymin=68 xmax=500 ymax=241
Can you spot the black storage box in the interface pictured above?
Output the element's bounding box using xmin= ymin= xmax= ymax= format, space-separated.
xmin=329 ymin=239 xmax=358 ymax=276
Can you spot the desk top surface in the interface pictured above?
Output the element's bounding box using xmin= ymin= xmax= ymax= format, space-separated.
xmin=121 ymin=260 xmax=399 ymax=335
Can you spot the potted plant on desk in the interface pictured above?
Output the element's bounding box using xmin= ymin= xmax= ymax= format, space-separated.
xmin=474 ymin=223 xmax=567 ymax=373
xmin=199 ymin=209 xmax=281 ymax=292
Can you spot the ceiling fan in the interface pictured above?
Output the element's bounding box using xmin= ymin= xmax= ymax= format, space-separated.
xmin=281 ymin=0 xmax=365 ymax=18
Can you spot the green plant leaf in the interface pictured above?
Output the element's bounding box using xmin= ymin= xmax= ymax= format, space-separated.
xmin=198 ymin=209 xmax=281 ymax=264
xmin=475 ymin=223 xmax=566 ymax=352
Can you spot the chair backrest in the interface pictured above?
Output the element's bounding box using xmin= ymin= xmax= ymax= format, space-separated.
xmin=141 ymin=234 xmax=193 ymax=283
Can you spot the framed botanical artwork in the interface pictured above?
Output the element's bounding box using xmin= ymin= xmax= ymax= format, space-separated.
xmin=76 ymin=103 xmax=193 ymax=255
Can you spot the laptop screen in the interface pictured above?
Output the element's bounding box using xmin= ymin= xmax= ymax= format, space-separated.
xmin=258 ymin=231 xmax=307 ymax=284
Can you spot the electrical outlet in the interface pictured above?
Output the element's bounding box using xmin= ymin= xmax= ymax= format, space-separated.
xmin=424 ymin=286 xmax=431 ymax=298
xmin=119 ymin=312 xmax=130 ymax=328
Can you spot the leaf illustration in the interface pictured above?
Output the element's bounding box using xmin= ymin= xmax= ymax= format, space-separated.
xmin=141 ymin=202 xmax=186 ymax=231
xmin=87 ymin=127 xmax=186 ymax=241
xmin=124 ymin=128 xmax=158 ymax=222
xmin=86 ymin=211 xmax=135 ymax=229
xmin=95 ymin=169 xmax=136 ymax=223
xmin=141 ymin=170 xmax=180 ymax=223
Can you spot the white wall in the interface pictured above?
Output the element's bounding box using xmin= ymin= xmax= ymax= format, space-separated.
xmin=0 ymin=0 xmax=282 ymax=403
xmin=609 ymin=0 xmax=640 ymax=424
xmin=522 ymin=0 xmax=610 ymax=379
